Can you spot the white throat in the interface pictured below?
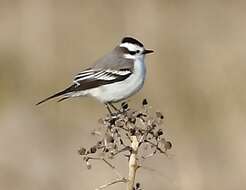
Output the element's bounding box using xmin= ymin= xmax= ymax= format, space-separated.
xmin=123 ymin=53 xmax=144 ymax=60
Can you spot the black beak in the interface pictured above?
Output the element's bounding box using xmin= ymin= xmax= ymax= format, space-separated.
xmin=143 ymin=49 xmax=154 ymax=54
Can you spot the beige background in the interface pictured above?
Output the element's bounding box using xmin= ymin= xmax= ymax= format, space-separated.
xmin=1 ymin=1 xmax=246 ymax=190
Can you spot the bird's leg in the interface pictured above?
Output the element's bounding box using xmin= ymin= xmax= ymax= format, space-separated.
xmin=105 ymin=103 xmax=113 ymax=115
xmin=109 ymin=102 xmax=120 ymax=113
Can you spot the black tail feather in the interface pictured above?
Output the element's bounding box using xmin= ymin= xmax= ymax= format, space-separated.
xmin=36 ymin=84 xmax=75 ymax=105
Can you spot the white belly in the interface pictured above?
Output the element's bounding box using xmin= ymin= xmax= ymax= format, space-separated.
xmin=87 ymin=58 xmax=146 ymax=103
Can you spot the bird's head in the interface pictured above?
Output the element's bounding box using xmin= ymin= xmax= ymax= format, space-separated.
xmin=119 ymin=37 xmax=154 ymax=59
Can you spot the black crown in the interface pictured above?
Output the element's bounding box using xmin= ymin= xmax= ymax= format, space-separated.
xmin=121 ymin=37 xmax=144 ymax=47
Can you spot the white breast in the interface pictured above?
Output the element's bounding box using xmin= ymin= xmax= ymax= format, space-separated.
xmin=87 ymin=57 xmax=146 ymax=103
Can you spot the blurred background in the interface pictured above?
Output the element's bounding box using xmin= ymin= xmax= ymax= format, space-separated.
xmin=1 ymin=0 xmax=246 ymax=189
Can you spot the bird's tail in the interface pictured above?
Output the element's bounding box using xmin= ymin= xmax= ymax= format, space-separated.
xmin=36 ymin=84 xmax=76 ymax=105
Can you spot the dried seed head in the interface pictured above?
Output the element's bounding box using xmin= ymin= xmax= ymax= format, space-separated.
xmin=142 ymin=98 xmax=148 ymax=106
xmin=90 ymin=146 xmax=97 ymax=154
xmin=78 ymin=99 xmax=172 ymax=179
xmin=156 ymin=111 xmax=164 ymax=119
xmin=157 ymin=129 xmax=163 ymax=136
xmin=130 ymin=128 xmax=136 ymax=135
xmin=96 ymin=141 xmax=102 ymax=147
xmin=151 ymin=122 xmax=157 ymax=128
xmin=165 ymin=141 xmax=172 ymax=150
xmin=129 ymin=117 xmax=136 ymax=124
xmin=78 ymin=147 xmax=86 ymax=156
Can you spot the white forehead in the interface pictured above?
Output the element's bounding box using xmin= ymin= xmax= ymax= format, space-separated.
xmin=120 ymin=42 xmax=144 ymax=51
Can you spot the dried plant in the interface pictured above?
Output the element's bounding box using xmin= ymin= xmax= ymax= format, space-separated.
xmin=78 ymin=99 xmax=172 ymax=190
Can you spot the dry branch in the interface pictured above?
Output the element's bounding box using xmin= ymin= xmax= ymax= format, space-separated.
xmin=78 ymin=99 xmax=172 ymax=190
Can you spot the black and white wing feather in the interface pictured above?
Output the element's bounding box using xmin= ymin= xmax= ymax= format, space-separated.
xmin=73 ymin=68 xmax=132 ymax=84
xmin=36 ymin=46 xmax=134 ymax=105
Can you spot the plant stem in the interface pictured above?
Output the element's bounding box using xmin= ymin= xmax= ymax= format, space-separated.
xmin=127 ymin=136 xmax=139 ymax=190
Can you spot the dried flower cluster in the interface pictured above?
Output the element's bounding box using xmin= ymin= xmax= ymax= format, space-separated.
xmin=78 ymin=99 xmax=172 ymax=190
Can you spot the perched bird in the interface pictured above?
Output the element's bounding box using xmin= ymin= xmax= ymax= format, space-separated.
xmin=36 ymin=37 xmax=153 ymax=113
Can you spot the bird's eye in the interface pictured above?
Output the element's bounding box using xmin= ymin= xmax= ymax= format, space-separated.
xmin=128 ymin=50 xmax=140 ymax=55
xmin=129 ymin=51 xmax=136 ymax=55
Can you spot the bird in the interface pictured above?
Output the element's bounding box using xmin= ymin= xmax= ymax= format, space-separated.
xmin=36 ymin=37 xmax=154 ymax=113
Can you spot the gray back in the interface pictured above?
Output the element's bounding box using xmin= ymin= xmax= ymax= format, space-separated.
xmin=92 ymin=46 xmax=134 ymax=71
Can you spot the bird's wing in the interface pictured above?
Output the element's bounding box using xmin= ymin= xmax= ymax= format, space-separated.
xmin=72 ymin=53 xmax=134 ymax=90
xmin=73 ymin=68 xmax=132 ymax=84
xmin=36 ymin=49 xmax=134 ymax=105
xmin=72 ymin=68 xmax=132 ymax=92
